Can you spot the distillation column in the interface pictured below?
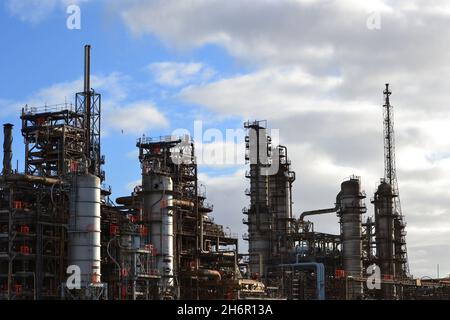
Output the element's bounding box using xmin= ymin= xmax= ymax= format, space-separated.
xmin=142 ymin=172 xmax=174 ymax=292
xmin=373 ymin=180 xmax=395 ymax=299
xmin=68 ymin=174 xmax=102 ymax=291
xmin=245 ymin=121 xmax=271 ymax=278
xmin=338 ymin=177 xmax=365 ymax=299
xmin=268 ymin=146 xmax=295 ymax=255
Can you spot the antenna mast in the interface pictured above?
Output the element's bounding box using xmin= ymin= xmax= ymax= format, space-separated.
xmin=383 ymin=83 xmax=409 ymax=277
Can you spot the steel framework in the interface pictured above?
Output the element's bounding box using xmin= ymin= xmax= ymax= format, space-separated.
xmin=382 ymin=84 xmax=409 ymax=277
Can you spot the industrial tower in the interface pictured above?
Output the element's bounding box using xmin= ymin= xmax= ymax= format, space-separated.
xmin=382 ymin=84 xmax=409 ymax=278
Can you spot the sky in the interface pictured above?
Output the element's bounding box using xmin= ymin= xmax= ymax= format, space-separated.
xmin=1 ymin=0 xmax=450 ymax=278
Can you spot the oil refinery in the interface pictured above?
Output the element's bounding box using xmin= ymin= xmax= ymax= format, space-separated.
xmin=0 ymin=46 xmax=449 ymax=300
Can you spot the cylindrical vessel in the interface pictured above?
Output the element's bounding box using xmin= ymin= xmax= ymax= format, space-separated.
xmin=142 ymin=173 xmax=174 ymax=288
xmin=248 ymin=234 xmax=269 ymax=277
xmin=68 ymin=174 xmax=102 ymax=286
xmin=247 ymin=126 xmax=271 ymax=277
xmin=374 ymin=181 xmax=395 ymax=298
xmin=3 ymin=123 xmax=13 ymax=175
xmin=338 ymin=177 xmax=364 ymax=299
xmin=267 ymin=166 xmax=291 ymax=255
xmin=285 ymin=174 xmax=292 ymax=230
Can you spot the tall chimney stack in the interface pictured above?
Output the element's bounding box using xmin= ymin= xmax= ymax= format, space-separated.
xmin=84 ymin=45 xmax=92 ymax=164
xmin=84 ymin=44 xmax=91 ymax=94
xmin=3 ymin=123 xmax=13 ymax=175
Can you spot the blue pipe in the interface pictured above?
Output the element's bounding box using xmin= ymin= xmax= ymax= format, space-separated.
xmin=279 ymin=259 xmax=325 ymax=300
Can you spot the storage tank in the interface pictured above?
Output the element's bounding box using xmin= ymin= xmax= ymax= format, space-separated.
xmin=142 ymin=173 xmax=174 ymax=289
xmin=373 ymin=181 xmax=395 ymax=298
xmin=68 ymin=174 xmax=102 ymax=287
xmin=338 ymin=177 xmax=365 ymax=299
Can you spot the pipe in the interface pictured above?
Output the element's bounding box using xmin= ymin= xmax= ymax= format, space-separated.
xmin=300 ymin=206 xmax=339 ymax=222
xmin=3 ymin=123 xmax=13 ymax=175
xmin=84 ymin=45 xmax=91 ymax=165
xmin=173 ymin=199 xmax=194 ymax=208
xmin=84 ymin=45 xmax=90 ymax=94
xmin=249 ymin=253 xmax=264 ymax=277
xmin=0 ymin=174 xmax=63 ymax=185
xmin=279 ymin=260 xmax=325 ymax=300
xmin=299 ymin=193 xmax=341 ymax=222
xmin=300 ymin=207 xmax=337 ymax=222
xmin=194 ymin=141 xmax=208 ymax=255
xmin=198 ymin=269 xmax=222 ymax=281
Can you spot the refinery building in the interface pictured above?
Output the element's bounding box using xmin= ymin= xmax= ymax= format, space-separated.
xmin=1 ymin=46 xmax=449 ymax=300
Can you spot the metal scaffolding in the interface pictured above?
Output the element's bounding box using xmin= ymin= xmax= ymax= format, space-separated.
xmin=382 ymin=84 xmax=409 ymax=278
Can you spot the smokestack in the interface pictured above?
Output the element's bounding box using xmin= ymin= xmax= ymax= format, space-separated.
xmin=3 ymin=123 xmax=13 ymax=175
xmin=84 ymin=45 xmax=91 ymax=94
xmin=84 ymin=45 xmax=92 ymax=163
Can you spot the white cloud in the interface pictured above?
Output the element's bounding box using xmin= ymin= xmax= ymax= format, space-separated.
xmin=5 ymin=0 xmax=89 ymax=23
xmin=105 ymin=100 xmax=169 ymax=135
xmin=5 ymin=72 xmax=128 ymax=115
xmin=180 ymin=67 xmax=353 ymax=119
xmin=198 ymin=141 xmax=246 ymax=167
xmin=148 ymin=61 xmax=214 ymax=87
xmin=119 ymin=0 xmax=450 ymax=102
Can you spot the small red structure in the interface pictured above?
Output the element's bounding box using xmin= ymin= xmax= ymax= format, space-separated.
xmin=335 ymin=269 xmax=346 ymax=279
xmin=110 ymin=224 xmax=119 ymax=235
xmin=20 ymin=246 xmax=30 ymax=255
xmin=20 ymin=225 xmax=30 ymax=234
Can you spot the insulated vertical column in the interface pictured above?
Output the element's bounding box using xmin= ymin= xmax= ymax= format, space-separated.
xmin=373 ymin=180 xmax=395 ymax=299
xmin=68 ymin=174 xmax=102 ymax=288
xmin=245 ymin=122 xmax=270 ymax=278
xmin=338 ymin=177 xmax=365 ymax=299
xmin=142 ymin=173 xmax=174 ymax=290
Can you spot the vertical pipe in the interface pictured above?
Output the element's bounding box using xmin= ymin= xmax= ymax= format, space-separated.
xmin=3 ymin=123 xmax=13 ymax=175
xmin=84 ymin=45 xmax=91 ymax=164
xmin=84 ymin=45 xmax=90 ymax=94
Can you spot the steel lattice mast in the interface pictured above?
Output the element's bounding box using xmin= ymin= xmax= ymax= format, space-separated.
xmin=382 ymin=83 xmax=410 ymax=277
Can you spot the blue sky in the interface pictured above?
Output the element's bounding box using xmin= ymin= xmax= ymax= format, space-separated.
xmin=0 ymin=1 xmax=247 ymax=199
xmin=2 ymin=0 xmax=450 ymax=277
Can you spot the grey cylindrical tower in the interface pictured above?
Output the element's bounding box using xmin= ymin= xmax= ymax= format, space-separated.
xmin=248 ymin=126 xmax=271 ymax=278
xmin=142 ymin=173 xmax=174 ymax=290
xmin=338 ymin=177 xmax=365 ymax=299
xmin=374 ymin=181 xmax=395 ymax=298
xmin=3 ymin=123 xmax=13 ymax=175
xmin=267 ymin=165 xmax=292 ymax=255
xmin=68 ymin=174 xmax=102 ymax=287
